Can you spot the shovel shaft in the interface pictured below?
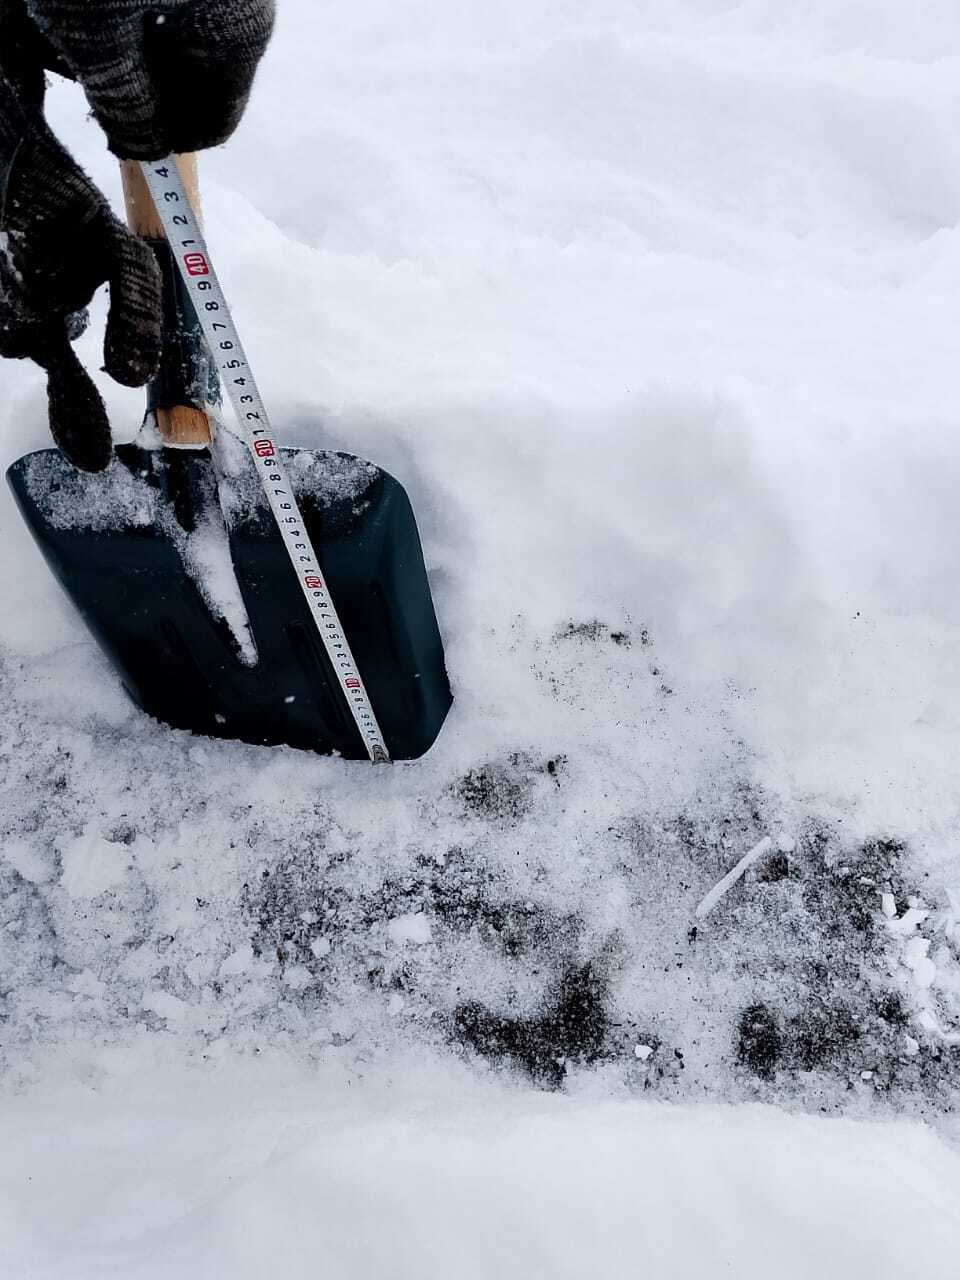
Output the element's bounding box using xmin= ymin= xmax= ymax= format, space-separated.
xmin=121 ymin=154 xmax=201 ymax=237
xmin=120 ymin=156 xmax=213 ymax=447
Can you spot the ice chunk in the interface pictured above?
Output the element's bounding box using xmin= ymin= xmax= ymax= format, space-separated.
xmin=67 ymin=970 xmax=106 ymax=999
xmin=142 ymin=990 xmax=187 ymax=1023
xmin=386 ymin=913 xmax=432 ymax=945
xmin=696 ymin=837 xmax=773 ymax=919
xmin=3 ymin=839 xmax=54 ymax=885
xmin=220 ymin=945 xmax=256 ymax=978
xmin=282 ymin=965 xmax=315 ymax=990
xmin=903 ymin=936 xmax=936 ymax=989
xmin=59 ymin=829 xmax=127 ymax=900
xmin=888 ymin=907 xmax=930 ymax=935
xmin=180 ymin=510 xmax=258 ymax=666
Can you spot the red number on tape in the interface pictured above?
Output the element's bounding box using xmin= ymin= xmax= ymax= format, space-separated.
xmin=183 ymin=252 xmax=209 ymax=276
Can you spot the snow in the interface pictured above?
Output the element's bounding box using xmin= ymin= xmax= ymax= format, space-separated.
xmin=14 ymin=435 xmax=377 ymax=664
xmin=141 ymin=989 xmax=188 ymax=1024
xmin=58 ymin=826 xmax=128 ymax=900
xmin=3 ymin=838 xmax=54 ymax=885
xmin=179 ymin=505 xmax=259 ymax=666
xmin=387 ymin=911 xmax=434 ymax=945
xmin=2 ymin=0 xmax=960 ymax=1271
xmin=3 ymin=1050 xmax=960 ymax=1279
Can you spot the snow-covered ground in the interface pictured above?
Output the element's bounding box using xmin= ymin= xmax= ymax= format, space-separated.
xmin=6 ymin=1049 xmax=960 ymax=1278
xmin=4 ymin=1 xmax=960 ymax=1273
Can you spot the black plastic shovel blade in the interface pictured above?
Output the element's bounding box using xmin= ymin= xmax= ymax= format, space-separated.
xmin=6 ymin=443 xmax=452 ymax=760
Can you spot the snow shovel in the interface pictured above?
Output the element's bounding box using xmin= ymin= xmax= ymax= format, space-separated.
xmin=6 ymin=156 xmax=452 ymax=762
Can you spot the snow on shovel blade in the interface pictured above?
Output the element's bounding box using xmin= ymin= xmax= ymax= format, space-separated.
xmin=5 ymin=442 xmax=452 ymax=760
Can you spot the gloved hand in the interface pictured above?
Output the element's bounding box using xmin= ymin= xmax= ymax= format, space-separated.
xmin=0 ymin=78 xmax=163 ymax=472
xmin=25 ymin=0 xmax=276 ymax=159
xmin=0 ymin=0 xmax=274 ymax=471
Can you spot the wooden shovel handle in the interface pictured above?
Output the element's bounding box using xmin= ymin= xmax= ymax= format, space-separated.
xmin=120 ymin=155 xmax=212 ymax=446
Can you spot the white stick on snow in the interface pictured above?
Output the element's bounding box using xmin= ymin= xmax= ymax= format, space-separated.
xmin=696 ymin=837 xmax=773 ymax=920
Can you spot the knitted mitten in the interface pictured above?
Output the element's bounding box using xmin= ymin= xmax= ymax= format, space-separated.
xmin=0 ymin=75 xmax=162 ymax=470
xmin=25 ymin=0 xmax=276 ymax=159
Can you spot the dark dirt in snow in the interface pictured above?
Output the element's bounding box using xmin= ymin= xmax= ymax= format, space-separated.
xmin=1 ymin=620 xmax=959 ymax=1120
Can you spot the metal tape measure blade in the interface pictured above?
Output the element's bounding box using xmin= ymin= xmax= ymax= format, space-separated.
xmin=140 ymin=159 xmax=390 ymax=763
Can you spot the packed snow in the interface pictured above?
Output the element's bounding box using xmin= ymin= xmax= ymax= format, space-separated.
xmin=3 ymin=0 xmax=960 ymax=1274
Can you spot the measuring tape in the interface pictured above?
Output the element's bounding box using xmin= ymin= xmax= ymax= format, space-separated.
xmin=141 ymin=159 xmax=390 ymax=764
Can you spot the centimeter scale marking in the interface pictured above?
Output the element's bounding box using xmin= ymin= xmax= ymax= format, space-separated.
xmin=141 ymin=158 xmax=390 ymax=764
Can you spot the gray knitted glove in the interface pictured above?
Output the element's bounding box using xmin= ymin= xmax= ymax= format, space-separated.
xmin=0 ymin=73 xmax=162 ymax=471
xmin=25 ymin=0 xmax=275 ymax=160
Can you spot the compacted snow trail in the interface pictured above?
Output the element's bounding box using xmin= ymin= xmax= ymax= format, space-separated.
xmin=4 ymin=0 xmax=960 ymax=1272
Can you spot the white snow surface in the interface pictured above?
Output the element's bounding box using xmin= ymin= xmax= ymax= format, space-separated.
xmin=4 ymin=0 xmax=960 ymax=1273
xmin=5 ymin=1050 xmax=960 ymax=1279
